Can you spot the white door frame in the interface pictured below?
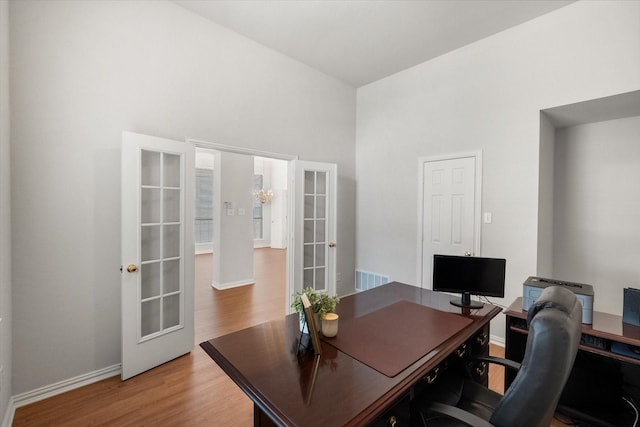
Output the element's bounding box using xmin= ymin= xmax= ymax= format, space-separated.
xmin=416 ymin=151 xmax=482 ymax=287
xmin=186 ymin=138 xmax=299 ymax=314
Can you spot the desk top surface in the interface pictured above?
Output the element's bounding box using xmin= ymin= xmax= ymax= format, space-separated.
xmin=505 ymin=297 xmax=640 ymax=345
xmin=200 ymin=282 xmax=501 ymax=427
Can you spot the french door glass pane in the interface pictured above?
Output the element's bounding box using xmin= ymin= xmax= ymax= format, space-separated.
xmin=163 ymin=189 xmax=180 ymax=222
xmin=163 ymin=295 xmax=181 ymax=329
xmin=316 ymin=173 xmax=326 ymax=194
xmin=141 ymin=225 xmax=161 ymax=261
xmin=163 ymin=224 xmax=180 ymax=258
xmin=304 ymin=269 xmax=314 ymax=288
xmin=315 ymin=268 xmax=325 ymax=290
xmin=141 ymin=299 xmax=161 ymax=336
xmin=141 ymin=262 xmax=161 ymax=299
xmin=315 ymin=220 xmax=325 ymax=242
xmin=141 ymin=188 xmax=161 ymax=223
xmin=141 ymin=151 xmax=161 ymax=186
xmin=163 ymin=259 xmax=180 ymax=293
xmin=304 ymin=220 xmax=314 ymax=243
xmin=163 ymin=153 xmax=180 ymax=187
xmin=304 ymin=171 xmax=314 ymax=194
xmin=315 ymin=196 xmax=326 ymax=219
xmin=315 ymin=243 xmax=325 ymax=266
xmin=304 ymin=245 xmax=314 ymax=268
xmin=304 ymin=196 xmax=314 ymax=218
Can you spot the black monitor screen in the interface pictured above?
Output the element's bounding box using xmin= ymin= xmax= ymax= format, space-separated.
xmin=433 ymin=254 xmax=506 ymax=308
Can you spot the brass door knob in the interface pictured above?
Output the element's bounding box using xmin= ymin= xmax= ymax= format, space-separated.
xmin=126 ymin=264 xmax=138 ymax=273
xmin=328 ymin=242 xmax=336 ymax=248
xmin=464 ymin=251 xmax=472 ymax=256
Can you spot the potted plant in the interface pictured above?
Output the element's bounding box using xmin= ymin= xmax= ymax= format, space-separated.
xmin=292 ymin=287 xmax=340 ymax=333
xmin=316 ymin=292 xmax=340 ymax=317
xmin=316 ymin=292 xmax=340 ymax=337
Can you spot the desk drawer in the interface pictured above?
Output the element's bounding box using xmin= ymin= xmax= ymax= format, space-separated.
xmin=369 ymin=393 xmax=411 ymax=427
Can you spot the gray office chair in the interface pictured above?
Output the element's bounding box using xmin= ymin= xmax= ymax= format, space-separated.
xmin=416 ymin=285 xmax=582 ymax=427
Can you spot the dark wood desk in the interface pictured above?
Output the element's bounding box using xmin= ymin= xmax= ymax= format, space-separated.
xmin=200 ymin=282 xmax=501 ymax=426
xmin=505 ymin=297 xmax=640 ymax=426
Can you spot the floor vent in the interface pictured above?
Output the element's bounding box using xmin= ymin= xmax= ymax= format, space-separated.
xmin=356 ymin=270 xmax=390 ymax=291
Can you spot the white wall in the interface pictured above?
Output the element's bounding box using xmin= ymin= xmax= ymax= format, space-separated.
xmin=254 ymin=157 xmax=288 ymax=249
xmin=537 ymin=113 xmax=556 ymax=277
xmin=10 ymin=0 xmax=355 ymax=395
xmin=269 ymin=159 xmax=288 ymax=249
xmin=0 ymin=0 xmax=12 ymax=420
xmin=356 ymin=0 xmax=640 ymax=340
xmin=213 ymin=151 xmax=254 ymax=288
xmin=553 ymin=116 xmax=640 ymax=315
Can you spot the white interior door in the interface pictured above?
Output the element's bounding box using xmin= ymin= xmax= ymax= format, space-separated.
xmin=291 ymin=161 xmax=337 ymax=302
xmin=420 ymin=154 xmax=480 ymax=288
xmin=121 ymin=131 xmax=194 ymax=380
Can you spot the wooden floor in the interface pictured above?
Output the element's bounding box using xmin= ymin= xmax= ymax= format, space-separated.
xmin=14 ymin=249 xmax=287 ymax=427
xmin=13 ymin=249 xmax=565 ymax=426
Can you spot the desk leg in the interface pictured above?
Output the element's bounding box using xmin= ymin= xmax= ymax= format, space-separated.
xmin=254 ymin=403 xmax=277 ymax=427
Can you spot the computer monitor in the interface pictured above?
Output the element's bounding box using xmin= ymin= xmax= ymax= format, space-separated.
xmin=432 ymin=254 xmax=506 ymax=309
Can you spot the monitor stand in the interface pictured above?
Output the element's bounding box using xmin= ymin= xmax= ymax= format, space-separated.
xmin=450 ymin=292 xmax=484 ymax=309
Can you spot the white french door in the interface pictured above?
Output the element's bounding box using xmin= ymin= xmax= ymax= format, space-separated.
xmin=419 ymin=153 xmax=481 ymax=288
xmin=121 ymin=131 xmax=194 ymax=380
xmin=291 ymin=161 xmax=337 ymax=302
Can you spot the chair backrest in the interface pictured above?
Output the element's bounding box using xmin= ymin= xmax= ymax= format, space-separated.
xmin=490 ymin=286 xmax=582 ymax=427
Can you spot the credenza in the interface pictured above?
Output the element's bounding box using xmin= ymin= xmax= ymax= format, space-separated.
xmin=505 ymin=297 xmax=640 ymax=426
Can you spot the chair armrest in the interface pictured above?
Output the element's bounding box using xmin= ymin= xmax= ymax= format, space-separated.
xmin=471 ymin=355 xmax=521 ymax=373
xmin=420 ymin=402 xmax=494 ymax=427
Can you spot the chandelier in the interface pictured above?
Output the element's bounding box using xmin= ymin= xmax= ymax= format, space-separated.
xmin=254 ymin=189 xmax=274 ymax=204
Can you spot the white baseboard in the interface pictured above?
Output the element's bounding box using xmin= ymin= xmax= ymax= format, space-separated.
xmin=7 ymin=363 xmax=121 ymax=421
xmin=212 ymin=278 xmax=254 ymax=290
xmin=490 ymin=335 xmax=505 ymax=347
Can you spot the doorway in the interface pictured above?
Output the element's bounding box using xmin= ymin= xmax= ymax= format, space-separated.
xmin=193 ymin=148 xmax=290 ymax=343
xmin=417 ymin=152 xmax=482 ymax=288
xmin=121 ymin=132 xmax=337 ymax=376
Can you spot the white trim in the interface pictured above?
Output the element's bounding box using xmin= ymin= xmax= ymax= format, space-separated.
xmin=187 ymin=138 xmax=298 ymax=161
xmin=286 ymin=163 xmax=295 ymax=314
xmin=11 ymin=364 xmax=121 ymax=410
xmin=211 ymin=278 xmax=255 ymax=290
xmin=490 ymin=335 xmax=505 ymax=347
xmin=188 ymin=137 xmax=297 ymax=318
xmin=416 ymin=151 xmax=483 ymax=287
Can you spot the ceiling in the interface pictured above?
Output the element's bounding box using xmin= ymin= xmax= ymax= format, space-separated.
xmin=173 ymin=0 xmax=575 ymax=87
